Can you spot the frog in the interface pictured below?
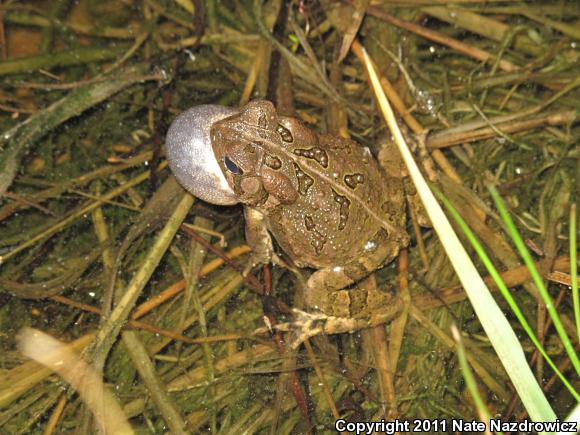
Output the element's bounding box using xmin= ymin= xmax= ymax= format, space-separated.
xmin=165 ymin=100 xmax=409 ymax=326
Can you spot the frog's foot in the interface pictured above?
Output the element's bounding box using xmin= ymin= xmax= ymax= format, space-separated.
xmin=242 ymin=250 xmax=283 ymax=276
xmin=277 ymin=301 xmax=402 ymax=348
xmin=275 ymin=309 xmax=365 ymax=348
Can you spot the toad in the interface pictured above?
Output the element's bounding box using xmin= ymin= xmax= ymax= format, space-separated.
xmin=166 ymin=100 xmax=409 ymax=321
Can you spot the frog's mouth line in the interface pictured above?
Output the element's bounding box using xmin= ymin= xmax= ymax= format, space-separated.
xmin=221 ymin=123 xmax=406 ymax=239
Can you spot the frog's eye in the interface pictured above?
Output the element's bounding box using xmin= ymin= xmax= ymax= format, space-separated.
xmin=223 ymin=156 xmax=242 ymax=174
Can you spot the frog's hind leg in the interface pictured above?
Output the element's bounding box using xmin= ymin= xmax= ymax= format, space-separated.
xmin=285 ymin=275 xmax=403 ymax=348
xmin=305 ymin=228 xmax=407 ymax=314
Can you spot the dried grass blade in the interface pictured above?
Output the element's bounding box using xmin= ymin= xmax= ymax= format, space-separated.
xmin=361 ymin=46 xmax=556 ymax=422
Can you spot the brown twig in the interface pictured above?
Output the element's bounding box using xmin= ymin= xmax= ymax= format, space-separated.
xmin=366 ymin=6 xmax=519 ymax=72
xmin=427 ymin=110 xmax=576 ymax=149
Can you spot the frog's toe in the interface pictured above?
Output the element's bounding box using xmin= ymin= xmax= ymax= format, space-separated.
xmin=241 ymin=262 xmax=254 ymax=277
xmin=286 ymin=309 xmax=328 ymax=348
xmin=242 ymin=248 xmax=274 ymax=276
xmin=242 ymin=256 xmax=264 ymax=276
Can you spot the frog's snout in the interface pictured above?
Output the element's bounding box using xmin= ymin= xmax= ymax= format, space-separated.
xmin=166 ymin=104 xmax=239 ymax=205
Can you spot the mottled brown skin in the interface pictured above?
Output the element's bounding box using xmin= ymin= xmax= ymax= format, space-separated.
xmin=210 ymin=100 xmax=409 ymax=312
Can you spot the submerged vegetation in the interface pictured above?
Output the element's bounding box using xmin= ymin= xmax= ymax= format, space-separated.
xmin=0 ymin=0 xmax=578 ymax=433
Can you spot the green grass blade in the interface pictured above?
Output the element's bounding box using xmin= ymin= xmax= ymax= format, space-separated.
xmin=438 ymin=190 xmax=579 ymax=401
xmin=489 ymin=186 xmax=580 ymax=377
xmin=361 ymin=47 xmax=556 ymax=422
xmin=451 ymin=325 xmax=502 ymax=435
xmin=570 ymin=203 xmax=579 ymax=342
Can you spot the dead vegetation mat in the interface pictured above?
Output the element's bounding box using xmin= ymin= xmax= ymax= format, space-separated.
xmin=0 ymin=0 xmax=578 ymax=433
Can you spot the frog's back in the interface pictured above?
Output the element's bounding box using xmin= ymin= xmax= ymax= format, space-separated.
xmin=266 ymin=133 xmax=404 ymax=269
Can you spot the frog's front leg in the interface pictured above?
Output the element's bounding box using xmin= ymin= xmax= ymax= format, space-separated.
xmin=243 ymin=207 xmax=281 ymax=274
